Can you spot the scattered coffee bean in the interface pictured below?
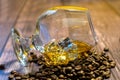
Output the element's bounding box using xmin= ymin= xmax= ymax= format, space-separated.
xmin=0 ymin=64 xmax=5 ymax=70
xmin=8 ymin=74 xmax=14 ymax=80
xmin=50 ymin=74 xmax=58 ymax=79
xmin=110 ymin=61 xmax=116 ymax=68
xmin=104 ymin=47 xmax=109 ymax=52
xmin=75 ymin=65 xmax=81 ymax=71
xmin=59 ymin=74 xmax=65 ymax=79
xmin=15 ymin=76 xmax=21 ymax=80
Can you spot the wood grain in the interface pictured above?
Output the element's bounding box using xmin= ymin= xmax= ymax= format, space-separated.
xmin=0 ymin=0 xmax=120 ymax=80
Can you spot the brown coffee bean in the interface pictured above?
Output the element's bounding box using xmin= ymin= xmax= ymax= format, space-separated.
xmin=59 ymin=74 xmax=65 ymax=79
xmin=95 ymin=76 xmax=103 ymax=80
xmin=88 ymin=64 xmax=95 ymax=71
xmin=50 ymin=74 xmax=58 ymax=79
xmin=21 ymin=74 xmax=29 ymax=79
xmin=104 ymin=47 xmax=109 ymax=52
xmin=67 ymin=74 xmax=73 ymax=77
xmin=10 ymin=70 xmax=17 ymax=74
xmin=77 ymin=70 xmax=84 ymax=76
xmin=8 ymin=74 xmax=14 ymax=80
xmin=110 ymin=61 xmax=116 ymax=68
xmin=75 ymin=65 xmax=81 ymax=71
xmin=91 ymin=78 xmax=96 ymax=80
xmin=36 ymin=72 xmax=42 ymax=78
xmin=15 ymin=76 xmax=21 ymax=80
xmin=52 ymin=68 xmax=58 ymax=72
xmin=57 ymin=66 xmax=62 ymax=70
xmin=65 ymin=66 xmax=72 ymax=73
xmin=47 ymin=78 xmax=52 ymax=80
xmin=0 ymin=64 xmax=5 ymax=70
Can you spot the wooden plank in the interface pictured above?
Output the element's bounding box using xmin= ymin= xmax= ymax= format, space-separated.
xmin=0 ymin=0 xmax=26 ymax=56
xmin=104 ymin=0 xmax=120 ymax=16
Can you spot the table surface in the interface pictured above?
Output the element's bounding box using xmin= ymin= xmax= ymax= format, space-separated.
xmin=0 ymin=0 xmax=120 ymax=80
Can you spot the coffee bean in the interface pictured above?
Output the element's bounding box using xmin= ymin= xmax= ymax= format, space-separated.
xmin=104 ymin=47 xmax=109 ymax=52
xmin=15 ymin=76 xmax=21 ymax=80
xmin=57 ymin=66 xmax=62 ymax=70
xmin=21 ymin=74 xmax=29 ymax=79
xmin=8 ymin=74 xmax=14 ymax=80
xmin=88 ymin=64 xmax=95 ymax=71
xmin=75 ymin=65 xmax=81 ymax=71
xmin=77 ymin=70 xmax=84 ymax=76
xmin=36 ymin=72 xmax=42 ymax=78
xmin=29 ymin=77 xmax=35 ymax=80
xmin=47 ymin=78 xmax=52 ymax=80
xmin=67 ymin=74 xmax=73 ymax=77
xmin=110 ymin=61 xmax=116 ymax=68
xmin=71 ymin=64 xmax=75 ymax=67
xmin=50 ymin=74 xmax=58 ymax=79
xmin=65 ymin=66 xmax=72 ymax=73
xmin=91 ymin=78 xmax=96 ymax=80
xmin=10 ymin=70 xmax=17 ymax=74
xmin=51 ymin=68 xmax=58 ymax=72
xmin=95 ymin=76 xmax=103 ymax=80
xmin=59 ymin=74 xmax=65 ymax=79
xmin=0 ymin=64 xmax=5 ymax=70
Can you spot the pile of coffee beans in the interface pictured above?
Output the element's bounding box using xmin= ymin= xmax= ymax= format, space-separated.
xmin=8 ymin=48 xmax=115 ymax=80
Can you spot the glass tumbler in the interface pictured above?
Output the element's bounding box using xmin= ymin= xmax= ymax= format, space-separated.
xmin=35 ymin=6 xmax=98 ymax=66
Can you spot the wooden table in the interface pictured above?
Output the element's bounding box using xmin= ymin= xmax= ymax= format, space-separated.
xmin=0 ymin=0 xmax=120 ymax=80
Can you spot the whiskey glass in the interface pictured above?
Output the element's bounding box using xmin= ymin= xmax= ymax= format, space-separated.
xmin=12 ymin=6 xmax=98 ymax=73
xmin=35 ymin=6 xmax=98 ymax=65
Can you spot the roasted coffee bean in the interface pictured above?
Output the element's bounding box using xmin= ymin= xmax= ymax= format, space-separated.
xmin=51 ymin=68 xmax=58 ymax=72
xmin=21 ymin=74 xmax=29 ymax=79
xmin=104 ymin=47 xmax=109 ymax=52
xmin=110 ymin=61 xmax=116 ymax=68
xmin=29 ymin=77 xmax=35 ymax=80
xmin=103 ymin=61 xmax=110 ymax=66
xmin=15 ymin=76 xmax=21 ymax=80
xmin=29 ymin=73 xmax=35 ymax=77
xmin=8 ymin=74 xmax=14 ymax=80
xmin=57 ymin=66 xmax=62 ymax=70
xmin=71 ymin=69 xmax=75 ymax=72
xmin=99 ymin=65 xmax=106 ymax=70
xmin=0 ymin=64 xmax=5 ymax=70
xmin=94 ymin=70 xmax=101 ymax=77
xmin=95 ymin=76 xmax=103 ymax=80
xmin=88 ymin=64 xmax=94 ymax=71
xmin=36 ymin=72 xmax=42 ymax=78
xmin=75 ymin=65 xmax=81 ymax=71
xmin=10 ymin=70 xmax=17 ymax=74
xmin=90 ymin=71 xmax=96 ymax=78
xmin=71 ymin=64 xmax=75 ymax=68
xmin=67 ymin=74 xmax=73 ymax=77
xmin=47 ymin=78 xmax=52 ymax=80
xmin=91 ymin=78 xmax=96 ymax=80
xmin=59 ymin=74 xmax=65 ymax=79
xmin=50 ymin=74 xmax=58 ymax=79
xmin=48 ymin=71 xmax=54 ymax=75
xmin=102 ymin=69 xmax=110 ymax=79
xmin=73 ymin=72 xmax=77 ymax=76
xmin=65 ymin=66 xmax=72 ymax=73
xmin=77 ymin=70 xmax=84 ymax=76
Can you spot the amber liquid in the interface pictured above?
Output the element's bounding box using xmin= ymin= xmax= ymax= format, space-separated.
xmin=43 ymin=39 xmax=92 ymax=66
